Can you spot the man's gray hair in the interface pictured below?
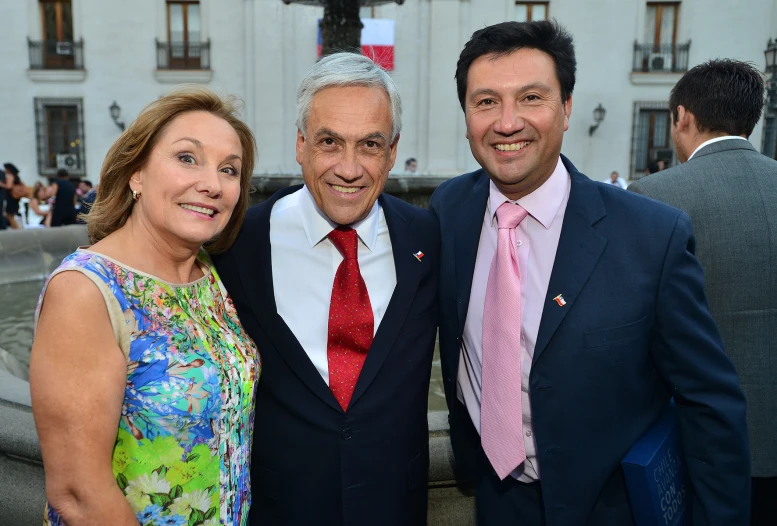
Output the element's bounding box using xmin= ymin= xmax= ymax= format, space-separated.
xmin=296 ymin=52 xmax=402 ymax=141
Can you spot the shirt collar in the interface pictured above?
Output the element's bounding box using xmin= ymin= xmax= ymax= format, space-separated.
xmin=299 ymin=185 xmax=381 ymax=251
xmin=688 ymin=136 xmax=748 ymax=161
xmin=487 ymin=156 xmax=569 ymax=229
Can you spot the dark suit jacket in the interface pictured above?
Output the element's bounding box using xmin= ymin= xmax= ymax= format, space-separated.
xmin=630 ymin=139 xmax=777 ymax=477
xmin=429 ymin=156 xmax=750 ymax=525
xmin=212 ymin=186 xmax=440 ymax=526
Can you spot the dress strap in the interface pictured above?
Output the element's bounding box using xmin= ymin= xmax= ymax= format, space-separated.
xmin=35 ymin=267 xmax=131 ymax=362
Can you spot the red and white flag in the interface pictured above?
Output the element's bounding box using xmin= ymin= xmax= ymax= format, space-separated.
xmin=361 ymin=19 xmax=395 ymax=71
xmin=317 ymin=18 xmax=395 ymax=71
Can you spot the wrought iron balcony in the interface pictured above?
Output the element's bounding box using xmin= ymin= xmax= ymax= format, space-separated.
xmin=156 ymin=39 xmax=210 ymax=70
xmin=632 ymin=41 xmax=691 ymax=73
xmin=28 ymin=39 xmax=84 ymax=70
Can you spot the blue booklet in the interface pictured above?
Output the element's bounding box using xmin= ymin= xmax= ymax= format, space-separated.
xmin=621 ymin=401 xmax=691 ymax=526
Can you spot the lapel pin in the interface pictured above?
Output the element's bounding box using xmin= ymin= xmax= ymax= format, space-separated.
xmin=413 ymin=251 xmax=425 ymax=262
xmin=553 ymin=294 xmax=566 ymax=307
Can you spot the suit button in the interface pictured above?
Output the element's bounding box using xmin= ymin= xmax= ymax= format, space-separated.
xmin=341 ymin=428 xmax=352 ymax=440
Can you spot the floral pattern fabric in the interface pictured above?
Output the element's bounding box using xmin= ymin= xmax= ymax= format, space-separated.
xmin=40 ymin=249 xmax=259 ymax=526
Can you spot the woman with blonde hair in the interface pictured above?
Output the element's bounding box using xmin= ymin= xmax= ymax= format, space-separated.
xmin=27 ymin=181 xmax=52 ymax=227
xmin=30 ymin=87 xmax=260 ymax=526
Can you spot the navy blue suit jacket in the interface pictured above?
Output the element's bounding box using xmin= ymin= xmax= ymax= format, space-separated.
xmin=429 ymin=157 xmax=750 ymax=525
xmin=212 ymin=186 xmax=440 ymax=526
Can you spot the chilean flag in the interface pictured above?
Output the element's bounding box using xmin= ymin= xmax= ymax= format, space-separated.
xmin=317 ymin=18 xmax=395 ymax=71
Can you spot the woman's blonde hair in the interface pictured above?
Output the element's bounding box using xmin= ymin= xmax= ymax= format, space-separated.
xmin=87 ymin=87 xmax=256 ymax=254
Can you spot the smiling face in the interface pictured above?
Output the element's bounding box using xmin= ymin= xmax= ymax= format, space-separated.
xmin=128 ymin=111 xmax=243 ymax=250
xmin=464 ymin=48 xmax=572 ymax=199
xmin=296 ymin=85 xmax=398 ymax=226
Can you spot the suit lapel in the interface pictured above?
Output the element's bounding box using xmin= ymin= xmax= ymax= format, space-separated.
xmin=454 ymin=172 xmax=490 ymax=336
xmin=349 ymin=195 xmax=422 ymax=409
xmin=238 ymin=185 xmax=342 ymax=413
xmin=533 ymin=159 xmax=607 ymax=364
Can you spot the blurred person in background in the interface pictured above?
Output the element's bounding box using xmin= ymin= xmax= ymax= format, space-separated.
xmin=3 ymin=162 xmax=27 ymax=229
xmin=630 ymin=58 xmax=777 ymax=525
xmin=28 ymin=181 xmax=51 ymax=228
xmin=30 ymin=87 xmax=260 ymax=526
xmin=0 ymin=163 xmax=6 ymax=229
xmin=76 ymin=180 xmax=97 ymax=223
xmin=404 ymin=157 xmax=418 ymax=175
xmin=603 ymin=170 xmax=627 ymax=189
xmin=44 ymin=168 xmax=77 ymax=226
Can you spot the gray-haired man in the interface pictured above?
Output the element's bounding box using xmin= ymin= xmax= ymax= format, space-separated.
xmin=213 ymin=52 xmax=440 ymax=526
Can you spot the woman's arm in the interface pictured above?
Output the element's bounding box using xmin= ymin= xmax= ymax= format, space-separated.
xmin=29 ymin=199 xmax=47 ymax=216
xmin=30 ymin=271 xmax=140 ymax=525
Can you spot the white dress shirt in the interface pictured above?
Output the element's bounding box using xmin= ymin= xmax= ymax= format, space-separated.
xmin=270 ymin=186 xmax=397 ymax=385
xmin=458 ymin=157 xmax=571 ymax=482
xmin=688 ymin=136 xmax=748 ymax=160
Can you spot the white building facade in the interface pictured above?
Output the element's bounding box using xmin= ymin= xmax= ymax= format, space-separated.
xmin=1 ymin=0 xmax=776 ymax=185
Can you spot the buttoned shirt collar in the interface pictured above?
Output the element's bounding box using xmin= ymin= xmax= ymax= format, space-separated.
xmin=487 ymin=156 xmax=569 ymax=229
xmin=299 ymin=185 xmax=380 ymax=251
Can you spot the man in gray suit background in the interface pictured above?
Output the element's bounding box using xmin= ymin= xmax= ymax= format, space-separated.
xmin=630 ymin=59 xmax=777 ymax=525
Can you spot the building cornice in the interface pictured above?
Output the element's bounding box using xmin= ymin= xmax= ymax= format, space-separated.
xmin=154 ymin=69 xmax=213 ymax=84
xmin=27 ymin=69 xmax=87 ymax=83
xmin=629 ymin=72 xmax=684 ymax=86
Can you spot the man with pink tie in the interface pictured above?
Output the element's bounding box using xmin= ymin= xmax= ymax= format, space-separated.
xmin=430 ymin=20 xmax=749 ymax=525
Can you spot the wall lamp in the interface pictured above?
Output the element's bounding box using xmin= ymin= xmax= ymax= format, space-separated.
xmin=109 ymin=101 xmax=125 ymax=131
xmin=588 ymin=103 xmax=606 ymax=136
xmin=765 ymin=38 xmax=777 ymax=74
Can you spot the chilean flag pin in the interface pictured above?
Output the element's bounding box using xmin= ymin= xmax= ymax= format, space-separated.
xmin=553 ymin=294 xmax=567 ymax=307
xmin=413 ymin=251 xmax=424 ymax=262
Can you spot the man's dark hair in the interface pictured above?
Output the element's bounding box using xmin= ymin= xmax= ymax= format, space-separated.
xmin=56 ymin=168 xmax=69 ymax=179
xmin=405 ymin=158 xmax=416 ymax=166
xmin=81 ymin=180 xmax=93 ymax=188
xmin=669 ymin=59 xmax=765 ymax=137
xmin=455 ymin=20 xmax=576 ymax=111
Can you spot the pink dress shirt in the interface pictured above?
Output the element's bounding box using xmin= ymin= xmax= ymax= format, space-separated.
xmin=458 ymin=157 xmax=571 ymax=482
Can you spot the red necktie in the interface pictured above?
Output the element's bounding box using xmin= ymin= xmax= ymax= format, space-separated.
xmin=327 ymin=227 xmax=374 ymax=411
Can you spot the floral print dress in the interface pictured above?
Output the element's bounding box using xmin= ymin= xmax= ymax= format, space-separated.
xmin=38 ymin=249 xmax=260 ymax=526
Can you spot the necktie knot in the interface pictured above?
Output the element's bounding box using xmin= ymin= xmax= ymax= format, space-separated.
xmin=328 ymin=227 xmax=358 ymax=260
xmin=496 ymin=202 xmax=528 ymax=230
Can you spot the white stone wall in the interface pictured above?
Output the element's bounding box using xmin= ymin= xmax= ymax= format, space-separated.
xmin=0 ymin=0 xmax=775 ymax=185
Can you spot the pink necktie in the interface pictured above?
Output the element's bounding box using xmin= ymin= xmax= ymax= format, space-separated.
xmin=481 ymin=201 xmax=529 ymax=480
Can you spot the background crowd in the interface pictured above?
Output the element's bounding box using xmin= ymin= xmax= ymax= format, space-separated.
xmin=0 ymin=164 xmax=96 ymax=230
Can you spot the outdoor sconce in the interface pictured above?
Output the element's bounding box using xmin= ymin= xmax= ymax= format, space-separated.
xmin=109 ymin=101 xmax=125 ymax=131
xmin=589 ymin=103 xmax=606 ymax=136
xmin=765 ymin=38 xmax=777 ymax=73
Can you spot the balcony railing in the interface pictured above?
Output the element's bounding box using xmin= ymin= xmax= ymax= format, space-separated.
xmin=633 ymin=41 xmax=691 ymax=73
xmin=156 ymin=39 xmax=210 ymax=70
xmin=28 ymin=39 xmax=84 ymax=70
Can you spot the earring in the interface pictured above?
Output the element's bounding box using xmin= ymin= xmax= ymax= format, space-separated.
xmin=132 ymin=190 xmax=140 ymax=201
